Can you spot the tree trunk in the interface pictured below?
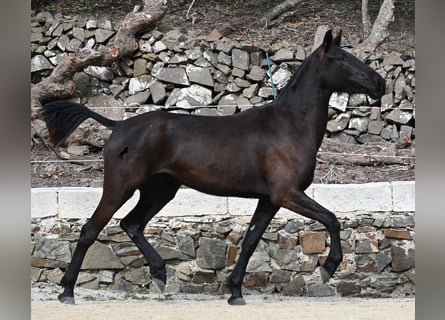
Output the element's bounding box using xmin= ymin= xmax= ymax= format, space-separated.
xmin=31 ymin=0 xmax=167 ymax=118
xmin=361 ymin=0 xmax=371 ymax=39
xmin=355 ymin=0 xmax=396 ymax=54
xmin=265 ymin=0 xmax=307 ymax=27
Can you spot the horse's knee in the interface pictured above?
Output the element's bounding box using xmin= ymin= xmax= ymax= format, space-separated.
xmin=77 ymin=222 xmax=100 ymax=247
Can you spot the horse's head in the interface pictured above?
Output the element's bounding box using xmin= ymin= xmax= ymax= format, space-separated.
xmin=316 ymin=30 xmax=386 ymax=99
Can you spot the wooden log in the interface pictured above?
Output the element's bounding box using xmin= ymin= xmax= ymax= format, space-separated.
xmin=317 ymin=138 xmax=414 ymax=166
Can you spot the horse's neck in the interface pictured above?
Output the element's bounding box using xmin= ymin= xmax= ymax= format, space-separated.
xmin=277 ymin=64 xmax=332 ymax=148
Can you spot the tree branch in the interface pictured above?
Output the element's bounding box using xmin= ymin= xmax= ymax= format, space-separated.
xmin=355 ymin=0 xmax=395 ymax=54
xmin=31 ymin=0 xmax=167 ymax=118
xmin=265 ymin=0 xmax=307 ymax=28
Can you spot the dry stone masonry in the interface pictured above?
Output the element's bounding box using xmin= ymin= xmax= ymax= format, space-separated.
xmin=31 ymin=210 xmax=415 ymax=298
xmin=31 ymin=12 xmax=415 ymax=147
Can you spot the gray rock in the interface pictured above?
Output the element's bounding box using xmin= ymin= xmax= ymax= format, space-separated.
xmin=376 ymin=249 xmax=392 ymax=272
xmin=243 ymin=83 xmax=259 ymax=98
xmin=177 ymin=235 xmax=196 ymax=257
xmin=31 ymin=55 xmax=53 ymax=72
xmin=84 ymin=66 xmax=114 ymax=82
xmin=385 ymin=108 xmax=414 ymax=125
xmin=281 ymin=275 xmax=305 ymax=295
xmin=249 ymin=51 xmax=264 ymax=66
xmin=133 ymin=58 xmax=147 ymax=77
xmin=129 ymin=74 xmax=154 ymax=95
xmin=306 ymin=282 xmax=336 ymax=297
xmin=367 ymin=120 xmax=384 ymax=135
xmin=33 ymin=235 xmax=71 ymax=266
xmin=175 ymin=261 xmax=195 ymax=281
xmin=271 ymin=68 xmax=292 ymax=90
xmin=203 ymin=50 xmax=218 ymax=66
xmin=329 ymin=92 xmax=349 ymax=112
xmin=169 ymin=53 xmax=188 ymax=64
xmin=86 ymin=94 xmax=125 ymax=121
xmin=72 ymin=27 xmax=85 ymax=42
xmin=234 ymin=78 xmax=251 ymax=88
xmin=82 ymin=241 xmax=124 ymax=270
xmin=125 ymin=91 xmax=150 ymax=106
xmin=186 ymin=65 xmax=214 ymax=87
xmin=185 ymin=49 xmax=203 ymax=60
xmin=57 ymin=34 xmax=70 ymax=51
xmin=391 ymin=241 xmax=415 ymax=272
xmin=217 ymin=51 xmax=232 ymax=66
xmin=86 ymin=19 xmax=98 ymax=29
xmin=381 ymin=93 xmax=394 ymax=111
xmin=270 ymin=48 xmax=294 ymax=62
xmin=349 ymin=94 xmax=368 ymax=106
xmin=232 ymin=48 xmax=250 ymax=70
xmin=176 ymin=85 xmax=213 ymax=108
xmin=193 ymin=108 xmax=218 ymax=116
xmin=246 ymin=240 xmax=272 ymax=272
xmin=356 ymin=133 xmax=385 ymax=144
xmin=66 ymin=38 xmax=83 ymax=52
xmin=153 ymin=40 xmax=167 ymax=53
xmin=258 ymin=87 xmax=274 ymax=98
xmin=394 ymin=74 xmax=407 ymax=102
xmin=383 ymin=53 xmax=405 ymax=66
xmin=349 ymin=118 xmax=369 ymax=132
xmin=139 ymin=39 xmax=153 ymax=53
xmin=246 ymin=65 xmax=266 ymax=82
xmin=196 ymin=238 xmax=227 ymax=270
xmin=284 ymin=219 xmax=304 ymax=233
xmin=157 ymin=245 xmax=182 ymax=260
xmin=295 ymin=45 xmax=306 ymax=61
xmin=95 ymin=28 xmax=115 ymax=43
xmin=156 ymin=67 xmax=190 ymax=86
xmin=236 ymin=96 xmax=252 ymax=111
xmin=268 ymin=245 xmax=299 ymax=271
xmin=226 ymin=82 xmax=241 ymax=93
xmin=326 ymin=113 xmax=350 ymax=133
xmin=149 ymin=81 xmax=167 ymax=104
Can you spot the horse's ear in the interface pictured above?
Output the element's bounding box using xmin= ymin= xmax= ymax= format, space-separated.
xmin=333 ymin=29 xmax=342 ymax=46
xmin=322 ymin=30 xmax=333 ymax=49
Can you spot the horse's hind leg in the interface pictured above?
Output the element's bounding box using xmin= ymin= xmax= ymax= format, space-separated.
xmin=58 ymin=186 xmax=134 ymax=304
xmin=120 ymin=175 xmax=180 ymax=293
xmin=227 ymin=197 xmax=280 ymax=305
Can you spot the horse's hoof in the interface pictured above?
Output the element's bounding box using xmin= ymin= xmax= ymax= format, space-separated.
xmin=150 ymin=278 xmax=166 ymax=294
xmin=227 ymin=296 xmax=246 ymax=305
xmin=319 ymin=267 xmax=331 ymax=283
xmin=58 ymin=294 xmax=75 ymax=305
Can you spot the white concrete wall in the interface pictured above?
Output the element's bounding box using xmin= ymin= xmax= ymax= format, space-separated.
xmin=31 ymin=181 xmax=415 ymax=219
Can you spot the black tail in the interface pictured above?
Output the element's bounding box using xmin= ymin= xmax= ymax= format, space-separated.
xmin=40 ymin=100 xmax=118 ymax=147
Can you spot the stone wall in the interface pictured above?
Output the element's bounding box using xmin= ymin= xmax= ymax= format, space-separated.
xmin=31 ymin=183 xmax=415 ymax=298
xmin=31 ymin=12 xmax=415 ymax=146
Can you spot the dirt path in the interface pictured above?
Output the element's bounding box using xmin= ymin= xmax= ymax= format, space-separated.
xmin=32 ymin=296 xmax=415 ymax=320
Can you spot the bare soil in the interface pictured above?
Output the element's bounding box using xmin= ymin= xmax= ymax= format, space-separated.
xmin=31 ymin=298 xmax=415 ymax=320
xmin=31 ymin=0 xmax=415 ymax=188
xmin=31 ymin=283 xmax=415 ymax=320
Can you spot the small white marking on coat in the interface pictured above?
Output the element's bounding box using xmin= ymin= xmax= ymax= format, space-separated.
xmin=250 ymin=224 xmax=256 ymax=231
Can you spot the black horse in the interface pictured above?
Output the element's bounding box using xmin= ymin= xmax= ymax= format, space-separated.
xmin=40 ymin=30 xmax=385 ymax=305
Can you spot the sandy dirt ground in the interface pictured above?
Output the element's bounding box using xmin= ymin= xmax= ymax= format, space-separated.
xmin=32 ymin=283 xmax=415 ymax=320
xmin=32 ymin=297 xmax=415 ymax=320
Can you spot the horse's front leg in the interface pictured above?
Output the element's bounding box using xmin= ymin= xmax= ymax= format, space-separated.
xmin=227 ymin=197 xmax=279 ymax=305
xmin=273 ymin=189 xmax=343 ymax=282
